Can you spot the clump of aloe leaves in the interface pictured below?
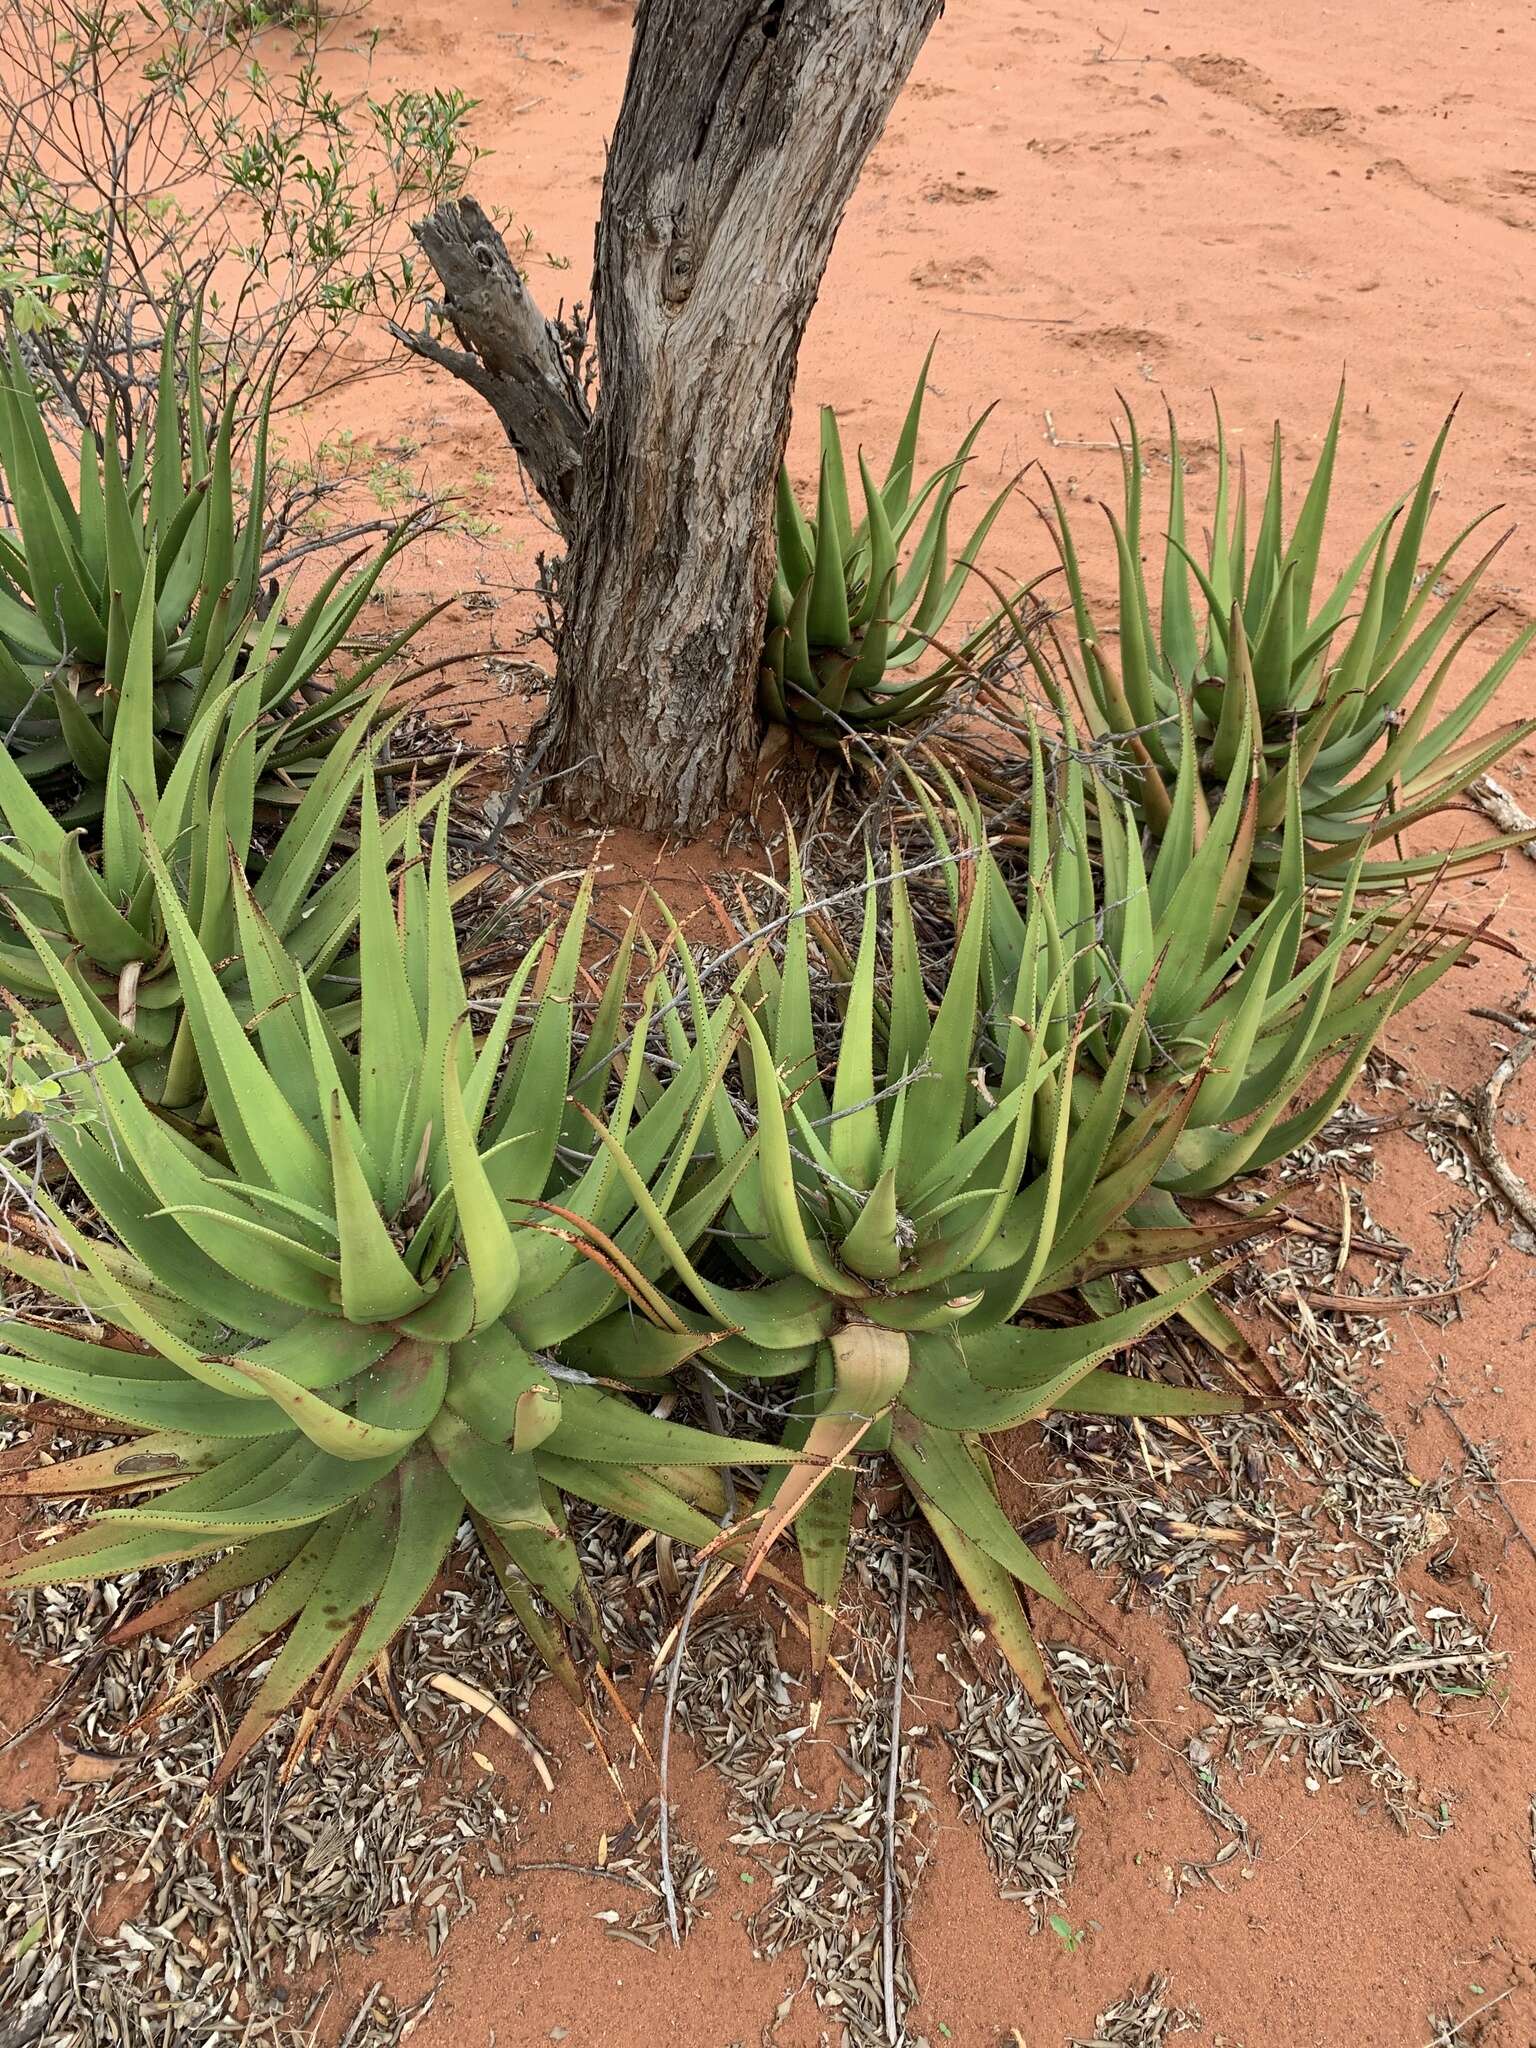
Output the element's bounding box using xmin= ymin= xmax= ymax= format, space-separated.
xmin=0 ymin=346 xmax=1499 ymax=1781
xmin=0 ymin=311 xmax=422 ymax=812
xmin=763 ymin=346 xmax=1027 ymax=743
xmin=1033 ymin=386 xmax=1536 ymax=888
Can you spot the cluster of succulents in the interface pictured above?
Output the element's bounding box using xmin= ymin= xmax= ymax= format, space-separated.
xmin=1 ymin=331 xmax=1527 ymax=1776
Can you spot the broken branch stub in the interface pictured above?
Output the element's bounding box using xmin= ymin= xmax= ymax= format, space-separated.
xmin=395 ymin=196 xmax=590 ymax=541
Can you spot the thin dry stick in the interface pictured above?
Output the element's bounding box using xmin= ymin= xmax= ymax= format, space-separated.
xmin=1473 ymin=1020 xmax=1536 ymax=1234
xmin=1432 ymin=1396 xmax=1536 ymax=1567
xmin=337 ymin=1984 xmax=383 ymax=2048
xmin=1301 ymin=1253 xmax=1498 ymax=1314
xmin=1423 ymin=1987 xmax=1513 ymax=2047
xmin=658 ymin=1552 xmax=713 ymax=1948
xmin=425 ymin=1674 xmax=553 ymax=1792
xmin=882 ymin=1529 xmax=912 ymax=2048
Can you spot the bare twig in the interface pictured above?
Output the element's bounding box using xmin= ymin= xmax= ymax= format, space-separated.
xmin=1473 ymin=1020 xmax=1536 ymax=1235
xmin=1301 ymin=1256 xmax=1498 ymax=1314
xmin=1432 ymin=1396 xmax=1536 ymax=1567
xmin=882 ymin=1529 xmax=911 ymax=2048
xmin=658 ymin=1554 xmax=714 ymax=1948
xmin=1423 ymin=1988 xmax=1513 ymax=2047
xmin=337 ymin=1984 xmax=383 ymax=2048
xmin=425 ymin=1674 xmax=553 ymax=1792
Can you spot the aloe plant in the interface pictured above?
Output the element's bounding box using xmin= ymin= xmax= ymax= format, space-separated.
xmin=0 ymin=799 xmax=793 ymax=1779
xmin=910 ymin=720 xmax=1475 ymax=1365
xmin=0 ymin=572 xmax=445 ymax=1108
xmin=579 ymin=847 xmax=1256 ymax=1744
xmin=1036 ymin=389 xmax=1536 ymax=886
xmin=967 ymin=718 xmax=1471 ymax=1189
xmin=0 ymin=313 xmax=418 ymax=806
xmin=762 ymin=348 xmax=1025 ymax=743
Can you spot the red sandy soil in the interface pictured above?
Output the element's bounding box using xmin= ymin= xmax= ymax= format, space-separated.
xmin=6 ymin=2 xmax=1536 ymax=2045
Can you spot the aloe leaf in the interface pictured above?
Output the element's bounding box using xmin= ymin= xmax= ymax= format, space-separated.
xmin=917 ymin=1498 xmax=1082 ymax=1756
xmin=441 ymin=1021 xmax=520 ymax=1330
xmin=355 ymin=772 xmax=425 ymax=1182
xmin=890 ymin=1413 xmax=1089 ymax=1621
xmin=806 ymin=450 xmax=853 ymax=649
xmin=1159 ymin=405 xmax=1199 ymax=684
xmin=429 ymin=1409 xmax=557 ymax=1537
xmin=327 ymin=1092 xmax=433 ymax=1321
xmin=166 ymin=1516 xmax=348 ymax=1701
xmin=106 ymin=1526 xmax=311 ymax=1644
xmin=882 ymin=339 xmax=935 ymax=517
xmin=212 ymin=1502 xmax=394 ymax=1786
xmin=329 ymin=1450 xmax=467 ymax=1699
xmin=740 ymin=1321 xmax=908 ymax=1585
xmin=734 ymin=997 xmax=855 ymax=1294
xmin=141 ymin=832 xmax=330 ymax=1208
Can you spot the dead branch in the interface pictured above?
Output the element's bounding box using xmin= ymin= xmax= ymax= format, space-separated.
xmin=1473 ymin=1018 xmax=1536 ymax=1236
xmin=393 ymin=196 xmax=591 ymax=541
xmin=1468 ymin=773 xmax=1536 ymax=860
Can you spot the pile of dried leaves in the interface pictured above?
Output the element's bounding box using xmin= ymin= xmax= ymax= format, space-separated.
xmin=0 ymin=1540 xmax=537 ymax=2048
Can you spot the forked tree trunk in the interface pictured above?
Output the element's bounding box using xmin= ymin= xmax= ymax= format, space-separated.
xmin=399 ymin=0 xmax=944 ymax=834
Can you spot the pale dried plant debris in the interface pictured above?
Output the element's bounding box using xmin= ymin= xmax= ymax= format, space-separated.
xmin=0 ymin=1536 xmax=536 ymax=2048
xmin=655 ymin=1552 xmax=936 ymax=2048
xmin=1069 ymin=1974 xmax=1203 ymax=2046
xmin=943 ymin=1650 xmax=1132 ymax=1925
xmin=1045 ymin=1167 xmax=1500 ymax=1837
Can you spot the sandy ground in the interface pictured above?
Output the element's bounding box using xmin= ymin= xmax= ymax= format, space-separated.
xmin=5 ymin=1 xmax=1536 ymax=2044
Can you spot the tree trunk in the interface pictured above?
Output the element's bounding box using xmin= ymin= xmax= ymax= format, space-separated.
xmin=403 ymin=0 xmax=943 ymax=836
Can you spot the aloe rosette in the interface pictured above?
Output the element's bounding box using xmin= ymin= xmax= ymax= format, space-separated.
xmin=763 ymin=348 xmax=1024 ymax=742
xmin=1036 ymin=389 xmax=1536 ymax=886
xmin=579 ymin=848 xmax=1255 ymax=1742
xmin=910 ymin=721 xmax=1475 ymax=1365
xmin=0 ymin=799 xmax=794 ymax=1778
xmin=0 ymin=569 xmax=445 ymax=1106
xmin=0 ymin=314 xmax=418 ymax=805
xmin=961 ymin=719 xmax=1472 ymax=1192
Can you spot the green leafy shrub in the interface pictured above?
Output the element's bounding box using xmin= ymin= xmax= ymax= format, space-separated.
xmin=0 ymin=0 xmax=479 ymax=439
xmin=1036 ymin=391 xmax=1536 ymax=886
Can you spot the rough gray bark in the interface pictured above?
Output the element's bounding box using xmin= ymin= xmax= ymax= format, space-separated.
xmin=408 ymin=0 xmax=944 ymax=834
xmin=392 ymin=198 xmax=590 ymax=542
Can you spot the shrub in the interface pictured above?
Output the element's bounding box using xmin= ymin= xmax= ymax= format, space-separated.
xmin=0 ymin=0 xmax=478 ymax=442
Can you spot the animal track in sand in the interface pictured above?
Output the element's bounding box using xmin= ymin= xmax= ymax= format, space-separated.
xmin=1175 ymin=51 xmax=1350 ymax=140
xmin=1175 ymin=51 xmax=1535 ymax=232
xmin=910 ymin=256 xmax=995 ymax=291
xmin=1061 ymin=323 xmax=1168 ymax=359
xmin=1279 ymin=104 xmax=1349 ymax=137
xmin=923 ymin=179 xmax=998 ymax=204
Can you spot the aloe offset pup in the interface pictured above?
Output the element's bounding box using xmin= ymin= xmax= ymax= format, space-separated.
xmin=763 ymin=348 xmax=1025 ymax=742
